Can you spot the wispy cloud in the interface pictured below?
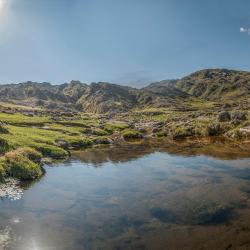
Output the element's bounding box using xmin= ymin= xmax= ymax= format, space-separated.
xmin=240 ymin=27 xmax=250 ymax=34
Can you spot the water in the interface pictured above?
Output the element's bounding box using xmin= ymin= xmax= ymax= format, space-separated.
xmin=1 ymin=138 xmax=250 ymax=250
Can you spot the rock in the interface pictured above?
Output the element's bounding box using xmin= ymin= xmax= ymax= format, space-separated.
xmin=154 ymin=121 xmax=165 ymax=127
xmin=55 ymin=139 xmax=69 ymax=149
xmin=0 ymin=178 xmax=23 ymax=200
xmin=218 ymin=111 xmax=231 ymax=122
xmin=94 ymin=138 xmax=113 ymax=145
xmin=41 ymin=157 xmax=53 ymax=164
xmin=151 ymin=127 xmax=161 ymax=133
xmin=239 ymin=126 xmax=250 ymax=134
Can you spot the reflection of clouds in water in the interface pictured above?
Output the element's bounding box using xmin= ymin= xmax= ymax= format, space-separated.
xmin=11 ymin=217 xmax=21 ymax=224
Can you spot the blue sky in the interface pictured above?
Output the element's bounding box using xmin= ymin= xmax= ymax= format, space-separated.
xmin=0 ymin=0 xmax=249 ymax=86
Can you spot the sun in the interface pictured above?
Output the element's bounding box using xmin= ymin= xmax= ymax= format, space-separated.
xmin=0 ymin=0 xmax=7 ymax=17
xmin=0 ymin=0 xmax=4 ymax=12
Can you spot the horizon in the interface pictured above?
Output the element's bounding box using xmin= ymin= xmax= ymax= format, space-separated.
xmin=0 ymin=0 xmax=250 ymax=86
xmin=0 ymin=67 xmax=248 ymax=87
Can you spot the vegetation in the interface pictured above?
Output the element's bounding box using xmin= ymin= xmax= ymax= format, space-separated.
xmin=122 ymin=129 xmax=143 ymax=139
xmin=0 ymin=148 xmax=43 ymax=180
xmin=0 ymin=68 xmax=249 ymax=182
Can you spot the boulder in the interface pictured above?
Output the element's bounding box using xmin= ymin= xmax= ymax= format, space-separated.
xmin=218 ymin=111 xmax=231 ymax=122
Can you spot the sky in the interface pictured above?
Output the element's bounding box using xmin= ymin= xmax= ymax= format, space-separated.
xmin=0 ymin=0 xmax=250 ymax=86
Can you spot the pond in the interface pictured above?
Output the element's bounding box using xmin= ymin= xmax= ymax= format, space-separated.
xmin=1 ymin=138 xmax=250 ymax=250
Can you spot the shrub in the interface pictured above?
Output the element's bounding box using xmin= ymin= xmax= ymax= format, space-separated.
xmin=15 ymin=147 xmax=42 ymax=163
xmin=206 ymin=123 xmax=222 ymax=136
xmin=0 ymin=125 xmax=9 ymax=134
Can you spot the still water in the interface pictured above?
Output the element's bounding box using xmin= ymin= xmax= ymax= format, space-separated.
xmin=1 ymin=138 xmax=250 ymax=250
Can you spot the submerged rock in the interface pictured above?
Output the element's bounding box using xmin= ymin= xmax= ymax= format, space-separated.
xmin=150 ymin=207 xmax=177 ymax=223
xmin=0 ymin=178 xmax=23 ymax=201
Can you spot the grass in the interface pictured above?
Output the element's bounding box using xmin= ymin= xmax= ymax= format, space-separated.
xmin=122 ymin=129 xmax=142 ymax=139
xmin=0 ymin=109 xmax=248 ymax=182
xmin=0 ymin=148 xmax=44 ymax=180
xmin=0 ymin=112 xmax=130 ymax=182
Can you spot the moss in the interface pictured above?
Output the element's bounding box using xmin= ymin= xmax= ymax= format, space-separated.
xmin=91 ymin=128 xmax=109 ymax=136
xmin=31 ymin=143 xmax=68 ymax=159
xmin=104 ymin=122 xmax=129 ymax=133
xmin=4 ymin=152 xmax=43 ymax=180
xmin=122 ymin=129 xmax=143 ymax=139
xmin=67 ymin=138 xmax=93 ymax=148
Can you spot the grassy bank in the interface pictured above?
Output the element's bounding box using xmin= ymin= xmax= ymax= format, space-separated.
xmin=0 ymin=108 xmax=249 ymax=182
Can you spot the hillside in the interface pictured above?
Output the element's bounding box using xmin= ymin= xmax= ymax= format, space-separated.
xmin=176 ymin=69 xmax=250 ymax=101
xmin=0 ymin=69 xmax=249 ymax=113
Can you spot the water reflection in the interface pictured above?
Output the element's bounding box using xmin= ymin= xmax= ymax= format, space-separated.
xmin=72 ymin=137 xmax=250 ymax=166
xmin=0 ymin=138 xmax=250 ymax=249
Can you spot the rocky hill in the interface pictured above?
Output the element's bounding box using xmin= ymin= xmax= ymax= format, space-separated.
xmin=0 ymin=69 xmax=249 ymax=113
xmin=176 ymin=69 xmax=250 ymax=101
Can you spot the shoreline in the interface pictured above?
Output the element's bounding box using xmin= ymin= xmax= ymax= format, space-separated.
xmin=0 ymin=108 xmax=248 ymax=183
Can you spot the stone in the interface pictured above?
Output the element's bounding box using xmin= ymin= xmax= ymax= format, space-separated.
xmin=55 ymin=139 xmax=69 ymax=149
xmin=218 ymin=111 xmax=231 ymax=122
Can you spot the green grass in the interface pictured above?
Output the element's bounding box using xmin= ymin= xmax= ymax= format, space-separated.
xmin=1 ymin=148 xmax=44 ymax=180
xmin=122 ymin=129 xmax=142 ymax=139
xmin=0 ymin=109 xmax=248 ymax=182
xmin=0 ymin=113 xmax=50 ymax=125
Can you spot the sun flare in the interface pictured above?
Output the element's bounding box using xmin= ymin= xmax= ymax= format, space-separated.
xmin=0 ymin=0 xmax=4 ymax=13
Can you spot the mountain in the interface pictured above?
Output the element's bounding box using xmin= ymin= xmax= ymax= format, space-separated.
xmin=176 ymin=69 xmax=250 ymax=101
xmin=0 ymin=69 xmax=249 ymax=113
xmin=76 ymin=82 xmax=138 ymax=113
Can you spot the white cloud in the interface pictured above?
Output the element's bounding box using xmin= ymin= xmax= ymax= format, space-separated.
xmin=240 ymin=27 xmax=250 ymax=34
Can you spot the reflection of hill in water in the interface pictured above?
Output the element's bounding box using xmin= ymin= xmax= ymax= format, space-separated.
xmin=71 ymin=138 xmax=250 ymax=166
